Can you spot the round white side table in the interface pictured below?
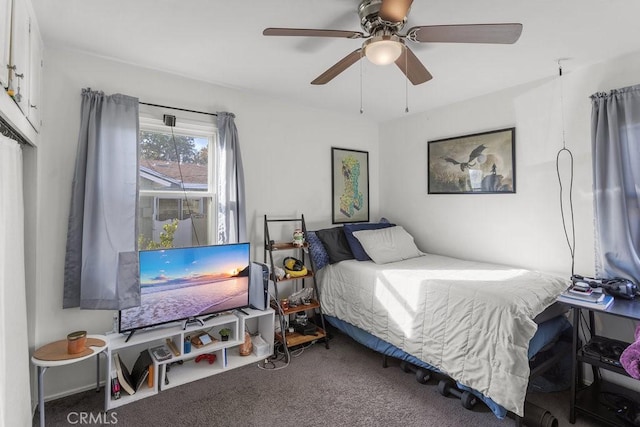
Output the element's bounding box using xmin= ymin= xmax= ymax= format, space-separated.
xmin=31 ymin=335 xmax=108 ymax=427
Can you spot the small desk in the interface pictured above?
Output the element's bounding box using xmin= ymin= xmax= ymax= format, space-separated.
xmin=31 ymin=335 xmax=108 ymax=427
xmin=563 ymin=298 xmax=640 ymax=425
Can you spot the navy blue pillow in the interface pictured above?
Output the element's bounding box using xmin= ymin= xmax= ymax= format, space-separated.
xmin=306 ymin=231 xmax=330 ymax=271
xmin=316 ymin=227 xmax=354 ymax=264
xmin=343 ymin=222 xmax=396 ymax=261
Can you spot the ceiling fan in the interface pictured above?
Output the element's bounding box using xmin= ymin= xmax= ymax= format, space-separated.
xmin=263 ymin=0 xmax=522 ymax=85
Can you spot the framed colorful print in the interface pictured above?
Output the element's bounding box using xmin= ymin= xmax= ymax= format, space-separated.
xmin=331 ymin=147 xmax=369 ymax=224
xmin=428 ymin=127 xmax=516 ymax=194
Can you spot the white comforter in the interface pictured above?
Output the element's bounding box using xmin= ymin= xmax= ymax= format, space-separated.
xmin=317 ymin=254 xmax=568 ymax=416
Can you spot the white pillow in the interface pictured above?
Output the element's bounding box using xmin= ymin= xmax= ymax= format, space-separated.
xmin=352 ymin=226 xmax=424 ymax=264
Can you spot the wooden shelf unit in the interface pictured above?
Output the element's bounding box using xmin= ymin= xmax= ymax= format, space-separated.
xmin=264 ymin=214 xmax=329 ymax=360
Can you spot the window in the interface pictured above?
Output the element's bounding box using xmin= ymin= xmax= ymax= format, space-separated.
xmin=138 ymin=116 xmax=217 ymax=248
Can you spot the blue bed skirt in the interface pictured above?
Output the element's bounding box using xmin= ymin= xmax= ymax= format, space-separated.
xmin=324 ymin=314 xmax=571 ymax=419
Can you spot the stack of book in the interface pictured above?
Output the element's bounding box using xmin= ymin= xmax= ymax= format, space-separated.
xmin=557 ymin=285 xmax=614 ymax=310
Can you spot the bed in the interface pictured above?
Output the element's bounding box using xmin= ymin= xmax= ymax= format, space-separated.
xmin=306 ymin=223 xmax=570 ymax=420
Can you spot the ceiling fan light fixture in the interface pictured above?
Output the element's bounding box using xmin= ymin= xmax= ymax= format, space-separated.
xmin=363 ymin=35 xmax=404 ymax=65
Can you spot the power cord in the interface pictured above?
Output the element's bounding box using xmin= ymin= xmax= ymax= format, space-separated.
xmin=555 ymin=60 xmax=576 ymax=276
xmin=257 ymin=290 xmax=291 ymax=370
xmin=256 ymin=290 xmax=319 ymax=371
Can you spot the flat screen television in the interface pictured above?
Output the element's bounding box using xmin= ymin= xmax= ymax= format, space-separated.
xmin=119 ymin=242 xmax=250 ymax=336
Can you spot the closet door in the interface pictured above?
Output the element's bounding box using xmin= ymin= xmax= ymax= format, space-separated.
xmin=0 ymin=0 xmax=11 ymax=88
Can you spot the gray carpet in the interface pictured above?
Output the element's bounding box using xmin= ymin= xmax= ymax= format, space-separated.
xmin=35 ymin=330 xmax=602 ymax=427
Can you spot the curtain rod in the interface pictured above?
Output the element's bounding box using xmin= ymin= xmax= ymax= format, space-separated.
xmin=0 ymin=114 xmax=29 ymax=146
xmin=139 ymin=101 xmax=218 ymax=117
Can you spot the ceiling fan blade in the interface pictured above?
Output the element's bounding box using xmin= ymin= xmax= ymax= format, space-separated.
xmin=394 ymin=46 xmax=432 ymax=85
xmin=379 ymin=0 xmax=414 ymax=22
xmin=311 ymin=49 xmax=363 ymax=85
xmin=407 ymin=23 xmax=523 ymax=44
xmin=263 ymin=28 xmax=364 ymax=39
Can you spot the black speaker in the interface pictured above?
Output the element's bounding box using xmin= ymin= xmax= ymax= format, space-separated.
xmin=249 ymin=262 xmax=269 ymax=310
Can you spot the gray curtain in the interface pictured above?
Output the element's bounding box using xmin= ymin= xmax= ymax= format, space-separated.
xmin=591 ymin=84 xmax=640 ymax=281
xmin=63 ymin=89 xmax=140 ymax=309
xmin=216 ymin=112 xmax=247 ymax=243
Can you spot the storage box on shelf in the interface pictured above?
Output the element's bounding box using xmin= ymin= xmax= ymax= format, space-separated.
xmin=105 ymin=308 xmax=274 ymax=410
xmin=264 ymin=214 xmax=329 ymax=359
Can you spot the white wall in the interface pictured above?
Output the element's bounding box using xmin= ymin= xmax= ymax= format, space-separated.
xmin=379 ymin=77 xmax=578 ymax=273
xmin=31 ymin=47 xmax=379 ymax=400
xmin=380 ymin=50 xmax=640 ymax=387
xmin=381 ymin=50 xmax=640 ymax=276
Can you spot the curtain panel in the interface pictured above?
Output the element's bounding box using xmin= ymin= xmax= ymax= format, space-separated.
xmin=63 ymin=89 xmax=140 ymax=309
xmin=216 ymin=112 xmax=247 ymax=243
xmin=0 ymin=137 xmax=31 ymax=426
xmin=591 ymin=84 xmax=640 ymax=281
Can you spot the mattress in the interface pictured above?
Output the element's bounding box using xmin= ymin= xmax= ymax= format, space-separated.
xmin=324 ymin=313 xmax=570 ymax=419
xmin=316 ymin=254 xmax=569 ymax=417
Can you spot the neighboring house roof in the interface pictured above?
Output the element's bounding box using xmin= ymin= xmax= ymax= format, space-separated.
xmin=140 ymin=159 xmax=208 ymax=191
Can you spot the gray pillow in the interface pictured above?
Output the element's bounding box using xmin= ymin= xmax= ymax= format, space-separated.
xmin=343 ymin=222 xmax=395 ymax=261
xmin=352 ymin=226 xmax=424 ymax=264
xmin=316 ymin=227 xmax=354 ymax=264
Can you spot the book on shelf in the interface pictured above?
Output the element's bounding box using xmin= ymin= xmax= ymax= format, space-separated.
xmin=557 ymin=292 xmax=614 ymax=310
xmin=113 ymin=353 xmax=135 ymax=395
xmin=130 ymin=350 xmax=153 ymax=392
xmin=110 ymin=369 xmax=121 ymax=400
xmin=148 ymin=364 xmax=154 ymax=388
xmin=113 ymin=350 xmax=154 ymax=396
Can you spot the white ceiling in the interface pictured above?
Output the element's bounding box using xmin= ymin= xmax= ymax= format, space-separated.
xmin=31 ymin=0 xmax=640 ymax=123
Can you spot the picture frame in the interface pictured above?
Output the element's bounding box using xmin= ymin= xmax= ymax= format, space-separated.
xmin=331 ymin=147 xmax=369 ymax=224
xmin=427 ymin=127 xmax=516 ymax=194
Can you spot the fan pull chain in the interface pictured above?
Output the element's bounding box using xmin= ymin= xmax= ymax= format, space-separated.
xmin=360 ymin=51 xmax=364 ymax=114
xmin=405 ymin=46 xmax=409 ymax=113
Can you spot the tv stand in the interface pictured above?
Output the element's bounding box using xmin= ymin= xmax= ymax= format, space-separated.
xmin=105 ymin=308 xmax=274 ymax=411
xmin=182 ymin=317 xmax=204 ymax=330
xmin=124 ymin=329 xmax=136 ymax=343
